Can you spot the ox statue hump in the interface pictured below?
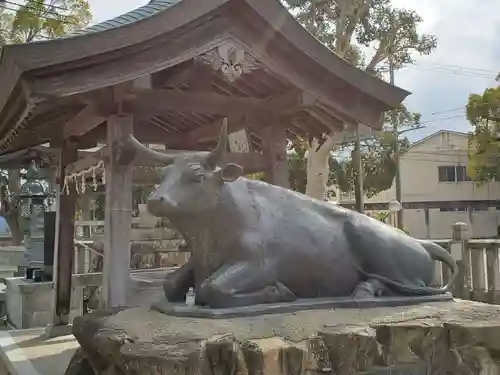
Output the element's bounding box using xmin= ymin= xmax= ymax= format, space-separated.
xmin=116 ymin=120 xmax=458 ymax=309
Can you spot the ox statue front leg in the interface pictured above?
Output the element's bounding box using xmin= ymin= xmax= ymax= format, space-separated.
xmin=163 ymin=257 xmax=194 ymax=302
xmin=196 ymin=261 xmax=297 ymax=308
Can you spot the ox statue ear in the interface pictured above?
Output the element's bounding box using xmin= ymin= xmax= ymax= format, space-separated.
xmin=216 ymin=163 xmax=243 ymax=183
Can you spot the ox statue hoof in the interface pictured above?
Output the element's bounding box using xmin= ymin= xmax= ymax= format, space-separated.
xmin=265 ymin=282 xmax=297 ymax=303
xmin=351 ymin=279 xmax=387 ymax=299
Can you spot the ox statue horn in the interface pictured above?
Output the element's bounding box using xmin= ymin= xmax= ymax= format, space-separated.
xmin=205 ymin=118 xmax=228 ymax=170
xmin=114 ymin=134 xmax=175 ymax=166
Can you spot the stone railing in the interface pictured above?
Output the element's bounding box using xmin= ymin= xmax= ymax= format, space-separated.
xmin=430 ymin=222 xmax=500 ymax=304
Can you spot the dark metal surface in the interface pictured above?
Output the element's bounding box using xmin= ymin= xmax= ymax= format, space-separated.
xmin=117 ymin=122 xmax=459 ymax=309
xmin=152 ymin=294 xmax=454 ymax=318
xmin=361 ymin=364 xmax=427 ymax=375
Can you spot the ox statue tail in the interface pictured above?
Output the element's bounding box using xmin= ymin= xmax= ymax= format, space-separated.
xmin=357 ymin=240 xmax=459 ymax=296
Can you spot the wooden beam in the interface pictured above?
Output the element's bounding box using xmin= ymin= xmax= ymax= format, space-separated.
xmin=184 ymin=115 xmax=249 ymax=144
xmin=63 ymin=104 xmax=106 ymax=139
xmin=66 ymin=147 xmax=267 ymax=175
xmin=102 ymin=114 xmax=133 ymax=308
xmin=152 ymin=61 xmax=192 ymax=88
xmin=122 ymin=89 xmax=313 ymax=117
xmin=188 ymin=59 xmax=214 ymax=92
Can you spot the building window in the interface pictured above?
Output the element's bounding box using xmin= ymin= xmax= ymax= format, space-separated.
xmin=438 ymin=166 xmax=471 ymax=182
xmin=440 ymin=207 xmax=468 ymax=212
xmin=438 ymin=166 xmax=456 ymax=182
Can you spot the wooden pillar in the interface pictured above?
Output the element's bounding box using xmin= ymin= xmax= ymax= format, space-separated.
xmin=261 ymin=125 xmax=289 ymax=188
xmin=75 ymin=194 xmax=92 ymax=274
xmin=353 ymin=124 xmax=364 ymax=213
xmin=102 ymin=114 xmax=133 ymax=308
xmin=53 ymin=137 xmax=78 ymax=326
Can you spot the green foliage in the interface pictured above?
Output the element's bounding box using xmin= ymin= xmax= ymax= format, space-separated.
xmin=283 ymin=0 xmax=437 ymax=73
xmin=467 ymin=86 xmax=500 ymax=183
xmin=247 ymin=172 xmax=266 ymax=181
xmin=373 ymin=211 xmax=390 ymax=223
xmin=282 ymin=0 xmax=435 ymax=200
xmin=0 ymin=0 xmax=91 ymax=44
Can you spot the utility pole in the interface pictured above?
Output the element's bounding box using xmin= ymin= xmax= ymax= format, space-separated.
xmin=353 ymin=123 xmax=364 ymax=214
xmin=389 ymin=54 xmax=403 ymax=229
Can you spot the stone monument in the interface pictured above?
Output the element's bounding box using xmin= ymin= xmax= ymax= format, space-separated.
xmin=118 ymin=121 xmax=457 ymax=312
xmin=68 ymin=122 xmax=500 ymax=375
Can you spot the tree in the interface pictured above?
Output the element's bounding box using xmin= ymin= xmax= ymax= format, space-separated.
xmin=467 ymin=86 xmax=500 ymax=182
xmin=0 ymin=0 xmax=91 ymax=244
xmin=0 ymin=0 xmax=91 ymax=44
xmin=331 ymin=106 xmax=420 ymax=197
xmin=283 ymin=0 xmax=436 ymax=200
xmin=287 ymin=105 xmax=420 ymax=199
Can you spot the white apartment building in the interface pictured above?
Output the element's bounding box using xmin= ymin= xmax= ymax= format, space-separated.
xmin=338 ymin=130 xmax=500 ymax=239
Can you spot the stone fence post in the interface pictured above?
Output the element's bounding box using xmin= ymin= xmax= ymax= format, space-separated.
xmin=450 ymin=222 xmax=471 ymax=299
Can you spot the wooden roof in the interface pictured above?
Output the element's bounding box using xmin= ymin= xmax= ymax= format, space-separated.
xmin=0 ymin=0 xmax=410 ymax=155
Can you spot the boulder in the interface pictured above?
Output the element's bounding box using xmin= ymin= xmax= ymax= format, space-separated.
xmin=66 ymin=300 xmax=500 ymax=375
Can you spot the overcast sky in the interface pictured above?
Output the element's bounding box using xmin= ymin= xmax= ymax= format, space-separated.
xmin=87 ymin=0 xmax=500 ymax=141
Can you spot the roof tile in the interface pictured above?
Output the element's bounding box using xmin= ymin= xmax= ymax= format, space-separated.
xmin=71 ymin=0 xmax=183 ymax=37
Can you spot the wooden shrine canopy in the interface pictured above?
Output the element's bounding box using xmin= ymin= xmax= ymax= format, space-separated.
xmin=0 ymin=0 xmax=410 ymax=157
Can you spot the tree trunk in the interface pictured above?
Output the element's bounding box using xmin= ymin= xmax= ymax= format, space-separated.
xmin=306 ymin=140 xmax=330 ymax=200
xmin=4 ymin=213 xmax=23 ymax=245
xmin=305 ymin=134 xmax=341 ymax=200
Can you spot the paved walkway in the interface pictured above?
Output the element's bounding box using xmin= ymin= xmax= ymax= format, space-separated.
xmin=0 ymin=328 xmax=78 ymax=375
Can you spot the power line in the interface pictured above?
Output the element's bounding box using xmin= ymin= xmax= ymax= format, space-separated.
xmin=402 ymin=62 xmax=497 ymax=79
xmin=406 ymin=66 xmax=495 ymax=79
xmin=0 ymin=3 xmax=74 ymax=24
xmin=431 ymin=107 xmax=465 ymax=116
xmin=3 ymin=0 xmax=67 ymax=17
xmin=3 ymin=0 xmax=69 ymax=13
xmin=419 ymin=115 xmax=465 ymax=125
xmin=416 ymin=62 xmax=497 ymax=74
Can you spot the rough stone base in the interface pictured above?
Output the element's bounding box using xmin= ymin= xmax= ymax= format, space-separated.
xmin=67 ymin=300 xmax=500 ymax=375
xmin=152 ymin=294 xmax=453 ymax=318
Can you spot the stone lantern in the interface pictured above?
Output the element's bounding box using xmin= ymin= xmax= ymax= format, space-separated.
xmin=19 ymin=162 xmax=52 ymax=275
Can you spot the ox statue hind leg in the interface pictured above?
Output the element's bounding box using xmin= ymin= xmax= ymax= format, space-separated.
xmin=196 ymin=261 xmax=297 ymax=308
xmin=163 ymin=258 xmax=194 ymax=302
xmin=352 ymin=279 xmax=389 ymax=298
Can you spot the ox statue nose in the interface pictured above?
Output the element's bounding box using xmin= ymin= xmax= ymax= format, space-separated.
xmin=147 ymin=195 xmax=177 ymax=217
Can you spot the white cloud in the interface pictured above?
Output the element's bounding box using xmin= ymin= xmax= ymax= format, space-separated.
xmin=391 ymin=0 xmax=500 ymax=140
xmin=87 ymin=0 xmax=147 ymax=24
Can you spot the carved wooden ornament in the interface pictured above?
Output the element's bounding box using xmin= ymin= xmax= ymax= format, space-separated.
xmin=199 ymin=41 xmax=260 ymax=82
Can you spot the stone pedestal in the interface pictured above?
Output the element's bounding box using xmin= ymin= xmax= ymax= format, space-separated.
xmin=0 ymin=245 xmax=27 ymax=280
xmin=5 ymin=277 xmax=84 ymax=328
xmin=67 ymin=300 xmax=500 ymax=375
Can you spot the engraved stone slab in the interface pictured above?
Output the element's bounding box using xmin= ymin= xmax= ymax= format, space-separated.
xmin=151 ymin=294 xmax=454 ymax=319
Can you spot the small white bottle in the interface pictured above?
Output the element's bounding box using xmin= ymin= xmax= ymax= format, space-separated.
xmin=185 ymin=287 xmax=195 ymax=307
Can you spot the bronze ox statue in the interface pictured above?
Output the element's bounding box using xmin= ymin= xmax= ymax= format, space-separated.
xmin=116 ymin=120 xmax=458 ymax=308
